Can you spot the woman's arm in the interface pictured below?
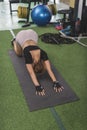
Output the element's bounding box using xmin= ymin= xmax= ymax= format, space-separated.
xmin=44 ymin=60 xmax=57 ymax=82
xmin=26 ymin=64 xmax=40 ymax=86
xmin=41 ymin=50 xmax=57 ymax=82
xmin=44 ymin=60 xmax=64 ymax=92
xmin=26 ymin=64 xmax=45 ymax=96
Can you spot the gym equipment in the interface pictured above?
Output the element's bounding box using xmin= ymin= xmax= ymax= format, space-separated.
xmin=9 ymin=0 xmax=29 ymax=14
xmin=58 ymin=9 xmax=71 ymax=23
xmin=39 ymin=32 xmax=74 ymax=44
xmin=61 ymin=25 xmax=71 ymax=35
xmin=80 ymin=6 xmax=87 ymax=34
xmin=18 ymin=0 xmax=42 ymax=27
xmin=9 ymin=0 xmax=56 ymax=27
xmin=59 ymin=31 xmax=87 ymax=47
xmin=55 ymin=24 xmax=63 ymax=30
xmin=9 ymin=49 xmax=79 ymax=111
xmin=9 ymin=0 xmax=19 ymax=14
xmin=47 ymin=4 xmax=57 ymax=15
xmin=17 ymin=6 xmax=28 ymax=18
xmin=31 ymin=4 xmax=52 ymax=26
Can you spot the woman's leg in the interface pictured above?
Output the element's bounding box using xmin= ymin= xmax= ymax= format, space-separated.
xmin=13 ymin=40 xmax=23 ymax=57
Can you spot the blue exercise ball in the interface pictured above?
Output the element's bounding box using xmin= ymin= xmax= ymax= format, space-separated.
xmin=31 ymin=4 xmax=52 ymax=26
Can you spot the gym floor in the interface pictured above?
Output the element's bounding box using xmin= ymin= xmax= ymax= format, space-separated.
xmin=0 ymin=1 xmax=87 ymax=130
xmin=0 ymin=0 xmax=69 ymax=30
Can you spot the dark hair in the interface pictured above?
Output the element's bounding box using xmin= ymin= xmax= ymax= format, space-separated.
xmin=33 ymin=60 xmax=45 ymax=74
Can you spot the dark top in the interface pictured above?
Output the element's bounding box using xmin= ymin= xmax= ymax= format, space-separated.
xmin=23 ymin=46 xmax=48 ymax=64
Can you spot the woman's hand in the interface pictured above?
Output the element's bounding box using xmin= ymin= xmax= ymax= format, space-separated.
xmin=35 ymin=85 xmax=45 ymax=96
xmin=53 ymin=81 xmax=64 ymax=93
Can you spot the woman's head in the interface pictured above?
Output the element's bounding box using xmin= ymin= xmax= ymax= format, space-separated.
xmin=33 ymin=60 xmax=46 ymax=74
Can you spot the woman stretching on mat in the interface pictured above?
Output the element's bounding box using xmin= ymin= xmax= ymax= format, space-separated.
xmin=12 ymin=29 xmax=64 ymax=96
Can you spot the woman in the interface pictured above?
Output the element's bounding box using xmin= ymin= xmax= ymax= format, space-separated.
xmin=12 ymin=29 xmax=64 ymax=96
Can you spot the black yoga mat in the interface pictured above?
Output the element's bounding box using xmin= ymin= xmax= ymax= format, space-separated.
xmin=9 ymin=50 xmax=79 ymax=111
